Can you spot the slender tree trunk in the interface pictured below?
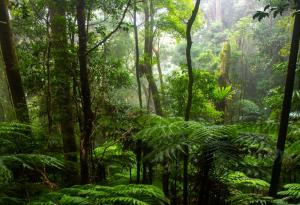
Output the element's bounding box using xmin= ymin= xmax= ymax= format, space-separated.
xmin=134 ymin=0 xmax=143 ymax=108
xmin=162 ymin=160 xmax=170 ymax=197
xmin=142 ymin=160 xmax=148 ymax=183
xmin=215 ymin=0 xmax=222 ymax=23
xmin=184 ymin=1 xmax=201 ymax=204
xmin=153 ymin=45 xmax=164 ymax=89
xmin=141 ymin=82 xmax=151 ymax=111
xmin=136 ymin=140 xmax=142 ymax=183
xmin=218 ymin=42 xmax=231 ymax=122
xmin=49 ymin=0 xmax=78 ymax=183
xmin=143 ymin=0 xmax=162 ymax=116
xmin=269 ymin=4 xmax=300 ymax=197
xmin=46 ymin=24 xmax=52 ymax=136
xmin=199 ymin=149 xmax=213 ymax=205
xmin=0 ymin=0 xmax=30 ymax=123
xmin=134 ymin=51 xmax=142 ymax=183
xmin=76 ymin=0 xmax=94 ymax=184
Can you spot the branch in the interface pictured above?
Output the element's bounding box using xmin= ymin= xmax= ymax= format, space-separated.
xmin=86 ymin=0 xmax=131 ymax=55
xmin=28 ymin=0 xmax=50 ymax=26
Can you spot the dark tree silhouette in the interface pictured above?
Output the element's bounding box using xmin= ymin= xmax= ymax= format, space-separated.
xmin=76 ymin=0 xmax=94 ymax=184
xmin=183 ymin=0 xmax=201 ymax=204
xmin=269 ymin=2 xmax=300 ymax=197
xmin=0 ymin=0 xmax=30 ymax=123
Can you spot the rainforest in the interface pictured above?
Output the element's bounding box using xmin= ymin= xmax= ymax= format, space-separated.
xmin=0 ymin=0 xmax=300 ymax=204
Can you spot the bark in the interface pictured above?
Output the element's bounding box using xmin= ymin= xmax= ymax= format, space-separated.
xmin=136 ymin=140 xmax=142 ymax=183
xmin=49 ymin=0 xmax=78 ymax=183
xmin=45 ymin=17 xmax=52 ymax=136
xmin=198 ymin=149 xmax=213 ymax=205
xmin=0 ymin=0 xmax=30 ymax=123
xmin=269 ymin=4 xmax=300 ymax=197
xmin=141 ymin=82 xmax=152 ymax=111
xmin=218 ymin=42 xmax=231 ymax=122
xmin=76 ymin=0 xmax=94 ymax=184
xmin=184 ymin=0 xmax=201 ymax=204
xmin=153 ymin=46 xmax=164 ymax=89
xmin=143 ymin=0 xmax=162 ymax=116
xmin=134 ymin=0 xmax=143 ymax=108
xmin=162 ymin=160 xmax=170 ymax=197
xmin=215 ymin=0 xmax=222 ymax=23
xmin=142 ymin=160 xmax=148 ymax=183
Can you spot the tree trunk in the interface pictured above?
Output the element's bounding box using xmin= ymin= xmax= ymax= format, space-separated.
xmin=49 ymin=0 xmax=78 ymax=183
xmin=153 ymin=46 xmax=164 ymax=89
xmin=45 ymin=17 xmax=52 ymax=136
xmin=184 ymin=0 xmax=201 ymax=204
xmin=133 ymin=0 xmax=143 ymax=179
xmin=218 ymin=42 xmax=231 ymax=122
xmin=76 ymin=0 xmax=94 ymax=184
xmin=269 ymin=4 xmax=300 ymax=197
xmin=136 ymin=140 xmax=142 ymax=183
xmin=134 ymin=0 xmax=143 ymax=109
xmin=0 ymin=0 xmax=30 ymax=123
xmin=143 ymin=0 xmax=162 ymax=116
xmin=215 ymin=0 xmax=222 ymax=23
xmin=162 ymin=160 xmax=170 ymax=197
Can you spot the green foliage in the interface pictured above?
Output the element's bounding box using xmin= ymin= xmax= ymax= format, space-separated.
xmin=94 ymin=142 xmax=136 ymax=169
xmin=263 ymin=87 xmax=283 ymax=119
xmin=278 ymin=183 xmax=300 ymax=201
xmin=3 ymin=0 xmax=300 ymax=204
xmin=29 ymin=184 xmax=169 ymax=205
xmin=238 ymin=100 xmax=261 ymax=122
xmin=227 ymin=192 xmax=273 ymax=205
xmin=225 ymin=171 xmax=270 ymax=191
xmin=196 ymin=50 xmax=220 ymax=71
xmin=253 ymin=1 xmax=290 ymax=21
xmin=0 ymin=122 xmax=63 ymax=204
xmin=156 ymin=0 xmax=204 ymax=38
xmin=134 ymin=117 xmax=193 ymax=162
xmin=213 ymin=86 xmax=233 ymax=102
xmin=165 ymin=69 xmax=221 ymax=120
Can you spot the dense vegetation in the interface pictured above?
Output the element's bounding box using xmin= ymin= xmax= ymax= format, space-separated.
xmin=1 ymin=0 xmax=300 ymax=204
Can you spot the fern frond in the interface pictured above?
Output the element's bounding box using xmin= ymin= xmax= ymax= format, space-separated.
xmin=98 ymin=197 xmax=149 ymax=205
xmin=278 ymin=183 xmax=300 ymax=200
xmin=224 ymin=171 xmax=270 ymax=191
xmin=30 ymin=184 xmax=169 ymax=205
xmin=0 ymin=196 xmax=26 ymax=205
xmin=227 ymin=192 xmax=272 ymax=205
xmin=59 ymin=195 xmax=90 ymax=205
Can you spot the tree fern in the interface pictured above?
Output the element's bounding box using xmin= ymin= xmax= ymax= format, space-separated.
xmin=0 ymin=122 xmax=63 ymax=204
xmin=94 ymin=142 xmax=136 ymax=168
xmin=134 ymin=118 xmax=193 ymax=162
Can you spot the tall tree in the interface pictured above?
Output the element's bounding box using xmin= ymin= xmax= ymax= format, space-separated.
xmin=133 ymin=0 xmax=143 ymax=109
xmin=269 ymin=2 xmax=300 ymax=197
xmin=183 ymin=0 xmax=201 ymax=204
xmin=0 ymin=0 xmax=30 ymax=123
xmin=218 ymin=41 xmax=231 ymax=122
xmin=133 ymin=0 xmax=143 ymax=184
xmin=49 ymin=0 xmax=78 ymax=182
xmin=215 ymin=0 xmax=222 ymax=23
xmin=153 ymin=43 xmax=164 ymax=90
xmin=143 ymin=0 xmax=162 ymax=116
xmin=76 ymin=0 xmax=94 ymax=184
